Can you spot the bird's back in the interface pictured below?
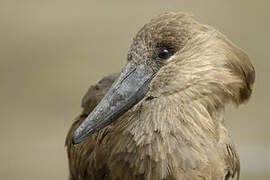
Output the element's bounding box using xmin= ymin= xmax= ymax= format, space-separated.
xmin=65 ymin=74 xmax=117 ymax=180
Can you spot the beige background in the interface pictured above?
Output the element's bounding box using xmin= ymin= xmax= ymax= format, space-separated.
xmin=0 ymin=0 xmax=269 ymax=179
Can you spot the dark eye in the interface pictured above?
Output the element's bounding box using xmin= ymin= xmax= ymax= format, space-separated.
xmin=157 ymin=48 xmax=171 ymax=60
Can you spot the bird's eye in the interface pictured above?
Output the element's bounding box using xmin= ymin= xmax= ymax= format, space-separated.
xmin=157 ymin=48 xmax=171 ymax=60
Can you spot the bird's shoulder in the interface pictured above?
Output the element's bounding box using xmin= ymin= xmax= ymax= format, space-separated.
xmin=217 ymin=125 xmax=240 ymax=180
xmin=65 ymin=73 xmax=118 ymax=180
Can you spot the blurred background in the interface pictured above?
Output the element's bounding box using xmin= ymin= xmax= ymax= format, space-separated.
xmin=0 ymin=0 xmax=269 ymax=179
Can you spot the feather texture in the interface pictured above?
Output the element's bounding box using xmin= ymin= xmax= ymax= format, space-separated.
xmin=65 ymin=12 xmax=254 ymax=180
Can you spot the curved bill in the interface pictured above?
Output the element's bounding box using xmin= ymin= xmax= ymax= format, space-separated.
xmin=72 ymin=61 xmax=156 ymax=145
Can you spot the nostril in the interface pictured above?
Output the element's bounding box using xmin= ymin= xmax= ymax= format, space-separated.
xmin=145 ymin=95 xmax=156 ymax=101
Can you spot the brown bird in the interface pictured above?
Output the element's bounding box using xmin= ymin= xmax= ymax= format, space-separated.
xmin=65 ymin=12 xmax=255 ymax=180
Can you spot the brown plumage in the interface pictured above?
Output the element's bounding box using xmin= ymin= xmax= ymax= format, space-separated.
xmin=65 ymin=12 xmax=255 ymax=180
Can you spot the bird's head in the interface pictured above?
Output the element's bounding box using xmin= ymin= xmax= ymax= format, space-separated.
xmin=72 ymin=12 xmax=255 ymax=145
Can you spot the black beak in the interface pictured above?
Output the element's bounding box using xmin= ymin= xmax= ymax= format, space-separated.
xmin=72 ymin=61 xmax=156 ymax=145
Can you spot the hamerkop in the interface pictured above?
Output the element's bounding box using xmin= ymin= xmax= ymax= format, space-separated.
xmin=66 ymin=12 xmax=255 ymax=180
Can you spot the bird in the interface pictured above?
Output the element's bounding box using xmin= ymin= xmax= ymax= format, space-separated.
xmin=65 ymin=12 xmax=255 ymax=180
